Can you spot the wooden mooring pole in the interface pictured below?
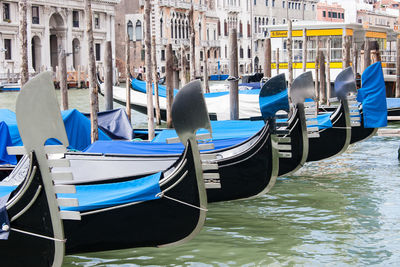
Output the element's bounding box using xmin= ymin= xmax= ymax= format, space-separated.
xmin=326 ymin=37 xmax=331 ymax=104
xmin=166 ymin=43 xmax=174 ymax=128
xmin=125 ymin=35 xmax=131 ymax=122
xmin=144 ymin=0 xmax=155 ymax=140
xmin=302 ymin=28 xmax=307 ymax=73
xmin=180 ymin=44 xmax=187 ymax=86
xmin=396 ymin=38 xmax=400 ymax=98
xmin=276 ymin=48 xmax=280 ymax=75
xmin=104 ymin=41 xmax=113 ymax=111
xmin=264 ymin=37 xmax=271 ymax=78
xmin=85 ymin=0 xmax=99 ymax=143
xmin=19 ymin=0 xmax=28 ymax=87
xmin=59 ymin=49 xmax=68 ymax=110
xmin=152 ymin=35 xmax=161 ymax=125
xmin=287 ymin=20 xmax=293 ymax=90
xmin=363 ymin=38 xmax=371 ymax=71
xmin=343 ymin=35 xmax=351 ymax=69
xmin=315 ymin=36 xmax=320 ymax=102
xmin=189 ymin=5 xmax=196 ymax=80
xmin=229 ymin=28 xmax=239 ymax=120
xmin=203 ymin=47 xmax=209 ymax=93
xmin=319 ymin=50 xmax=326 ymax=104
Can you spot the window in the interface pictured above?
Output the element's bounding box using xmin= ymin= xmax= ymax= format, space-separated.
xmin=328 ymin=11 xmax=331 ymax=18
xmin=224 ymin=20 xmax=227 ymax=36
xmin=4 ymin=39 xmax=11 ymax=60
xmin=272 ymin=0 xmax=275 ymax=7
xmin=240 ymin=47 xmax=243 ymax=58
xmin=200 ymin=51 xmax=203 ymax=61
xmin=312 ymin=4 xmax=314 ymax=11
xmin=341 ymin=13 xmax=344 ymax=19
xmin=323 ymin=11 xmax=326 ymax=17
xmin=247 ymin=22 xmax=251 ymax=37
xmin=304 ymin=3 xmax=306 ymax=10
xmin=32 ymin=6 xmax=39 ymax=24
xmin=333 ymin=12 xmax=337 ymax=18
xmin=135 ymin=20 xmax=142 ymax=40
xmin=283 ymin=18 xmax=286 ymax=24
xmin=248 ymin=47 xmax=251 ymax=58
xmin=272 ymin=18 xmax=275 ymax=25
xmin=3 ymin=3 xmax=10 ymax=21
xmin=95 ymin=43 xmax=100 ymax=61
xmin=73 ymin=10 xmax=79 ymax=27
xmin=94 ymin=13 xmax=100 ymax=29
xmin=161 ymin=50 xmax=165 ymax=61
xmin=214 ymin=50 xmax=217 ymax=58
xmin=217 ymin=20 xmax=221 ymax=36
xmin=127 ymin=21 xmax=133 ymax=41
xmin=266 ymin=0 xmax=268 ymax=6
xmin=282 ymin=1 xmax=285 ymax=8
xmin=207 ymin=49 xmax=210 ymax=58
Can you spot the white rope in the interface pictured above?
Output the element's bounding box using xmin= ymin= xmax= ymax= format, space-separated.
xmin=331 ymin=127 xmax=352 ymax=129
xmin=10 ymin=227 xmax=66 ymax=243
xmin=157 ymin=193 xmax=208 ymax=212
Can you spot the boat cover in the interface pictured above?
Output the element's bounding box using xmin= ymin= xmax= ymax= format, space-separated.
xmin=209 ymin=74 xmax=229 ymax=81
xmin=152 ymin=120 xmax=264 ymax=142
xmin=259 ymin=89 xmax=290 ymax=119
xmin=131 ymin=78 xmax=261 ymax=99
xmin=84 ymin=137 xmax=248 ymax=154
xmin=0 ymin=122 xmax=17 ymax=165
xmin=83 ymin=108 xmax=134 ymax=140
xmin=386 ymin=98 xmax=400 ymax=109
xmin=309 ymin=113 xmax=333 ymax=130
xmin=0 ymin=109 xmax=111 ymax=151
xmin=0 ymin=172 xmax=161 ymax=212
xmin=357 ymin=62 xmax=387 ymax=128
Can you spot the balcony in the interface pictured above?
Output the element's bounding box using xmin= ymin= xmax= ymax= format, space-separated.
xmin=253 ymin=32 xmax=266 ymax=40
xmin=158 ymin=37 xmax=168 ymax=45
xmin=224 ymin=5 xmax=241 ymax=13
xmin=208 ymin=40 xmax=220 ymax=47
xmin=176 ymin=0 xmax=191 ymax=9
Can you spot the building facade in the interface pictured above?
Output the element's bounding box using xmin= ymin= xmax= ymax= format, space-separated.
xmin=317 ymin=2 xmax=345 ymax=22
xmin=0 ymin=0 xmax=119 ymax=81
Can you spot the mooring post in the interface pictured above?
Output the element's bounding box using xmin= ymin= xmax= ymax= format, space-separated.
xmin=104 ymin=41 xmax=113 ymax=111
xmin=287 ymin=20 xmax=293 ymax=90
xmin=85 ymin=0 xmax=99 ymax=143
xmin=264 ymin=37 xmax=272 ymax=78
xmin=319 ymin=50 xmax=326 ymax=105
xmin=229 ymin=28 xmax=239 ymax=120
xmin=152 ymin=35 xmax=161 ymax=125
xmin=59 ymin=49 xmax=68 ymax=110
xmin=19 ymin=0 xmax=28 ymax=87
xmin=343 ymin=35 xmax=351 ymax=68
xmin=180 ymin=44 xmax=187 ymax=86
xmin=302 ymin=28 xmax=307 ymax=72
xmin=276 ymin=48 xmax=280 ymax=75
xmin=326 ymin=37 xmax=331 ymax=104
xmin=315 ymin=36 xmax=320 ymax=103
xmin=125 ymin=34 xmax=131 ymax=122
xmin=396 ymin=38 xmax=400 ymax=98
xmin=353 ymin=42 xmax=358 ymax=78
xmin=189 ymin=5 xmax=196 ymax=80
xmin=77 ymin=65 xmax=82 ymax=88
xmin=203 ymin=47 xmax=210 ymax=93
xmin=144 ymin=0 xmax=155 ymax=140
xmin=7 ymin=69 xmax=10 ymax=83
xmin=364 ymin=38 xmax=371 ymax=71
xmin=166 ymin=43 xmax=174 ymax=128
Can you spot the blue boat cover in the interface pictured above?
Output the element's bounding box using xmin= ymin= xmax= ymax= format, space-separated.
xmin=0 ymin=173 xmax=161 ymax=213
xmin=308 ymin=113 xmax=333 ymax=130
xmin=59 ymin=172 xmax=161 ymax=212
xmin=131 ymin=78 xmax=261 ymax=99
xmin=83 ymin=109 xmax=134 ymax=140
xmin=386 ymin=98 xmax=400 ymax=109
xmin=152 ymin=120 xmax=264 ymax=142
xmin=259 ymin=89 xmax=290 ymax=119
xmin=0 ymin=122 xmax=17 ymax=165
xmin=84 ymin=137 xmax=248 ymax=155
xmin=0 ymin=109 xmax=111 ymax=151
xmin=356 ymin=62 xmax=387 ymax=128
xmin=209 ymin=74 xmax=229 ymax=81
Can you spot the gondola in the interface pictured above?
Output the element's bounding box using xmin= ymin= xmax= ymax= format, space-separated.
xmin=65 ymin=74 xmax=293 ymax=203
xmin=0 ymin=72 xmax=210 ymax=265
xmin=306 ymin=67 xmax=353 ymax=162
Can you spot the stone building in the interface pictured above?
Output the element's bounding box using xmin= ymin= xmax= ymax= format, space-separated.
xmin=317 ymin=2 xmax=345 ymax=22
xmin=0 ymin=0 xmax=119 ymax=81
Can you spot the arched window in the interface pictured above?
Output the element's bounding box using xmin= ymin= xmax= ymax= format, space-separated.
xmin=127 ymin=20 xmax=133 ymax=41
xmin=135 ymin=20 xmax=142 ymax=40
xmin=160 ymin=18 xmax=163 ymax=38
xmin=199 ymin=23 xmax=202 ymax=40
xmin=171 ymin=19 xmax=174 ymax=38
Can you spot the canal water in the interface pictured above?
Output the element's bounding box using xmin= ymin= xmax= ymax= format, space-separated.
xmin=1 ymin=89 xmax=400 ymax=266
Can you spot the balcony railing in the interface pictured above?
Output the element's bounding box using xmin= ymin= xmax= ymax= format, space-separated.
xmin=176 ymin=0 xmax=191 ymax=9
xmin=224 ymin=5 xmax=241 ymax=13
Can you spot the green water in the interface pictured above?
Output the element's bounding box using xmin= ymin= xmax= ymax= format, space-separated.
xmin=1 ymin=90 xmax=400 ymax=266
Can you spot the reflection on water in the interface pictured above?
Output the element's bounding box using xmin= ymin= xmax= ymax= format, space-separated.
xmin=64 ymin=135 xmax=400 ymax=266
xmin=2 ymin=90 xmax=400 ymax=266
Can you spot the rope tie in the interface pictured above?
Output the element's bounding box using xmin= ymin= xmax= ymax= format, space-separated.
xmin=10 ymin=227 xmax=66 ymax=243
xmin=156 ymin=192 xmax=208 ymax=212
xmin=331 ymin=127 xmax=352 ymax=129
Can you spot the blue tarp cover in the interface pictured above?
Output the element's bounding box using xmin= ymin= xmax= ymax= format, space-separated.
xmin=131 ymin=79 xmax=261 ymax=99
xmin=309 ymin=113 xmax=333 ymax=130
xmin=0 ymin=109 xmax=111 ymax=151
xmin=84 ymin=137 xmax=248 ymax=155
xmin=209 ymin=74 xmax=229 ymax=81
xmin=83 ymin=109 xmax=134 ymax=140
xmin=259 ymin=89 xmax=290 ymax=119
xmin=0 ymin=172 xmax=161 ymax=212
xmin=386 ymin=98 xmax=400 ymax=109
xmin=59 ymin=172 xmax=161 ymax=212
xmin=356 ymin=62 xmax=387 ymax=128
xmin=152 ymin=120 xmax=264 ymax=142
xmin=0 ymin=122 xmax=17 ymax=165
